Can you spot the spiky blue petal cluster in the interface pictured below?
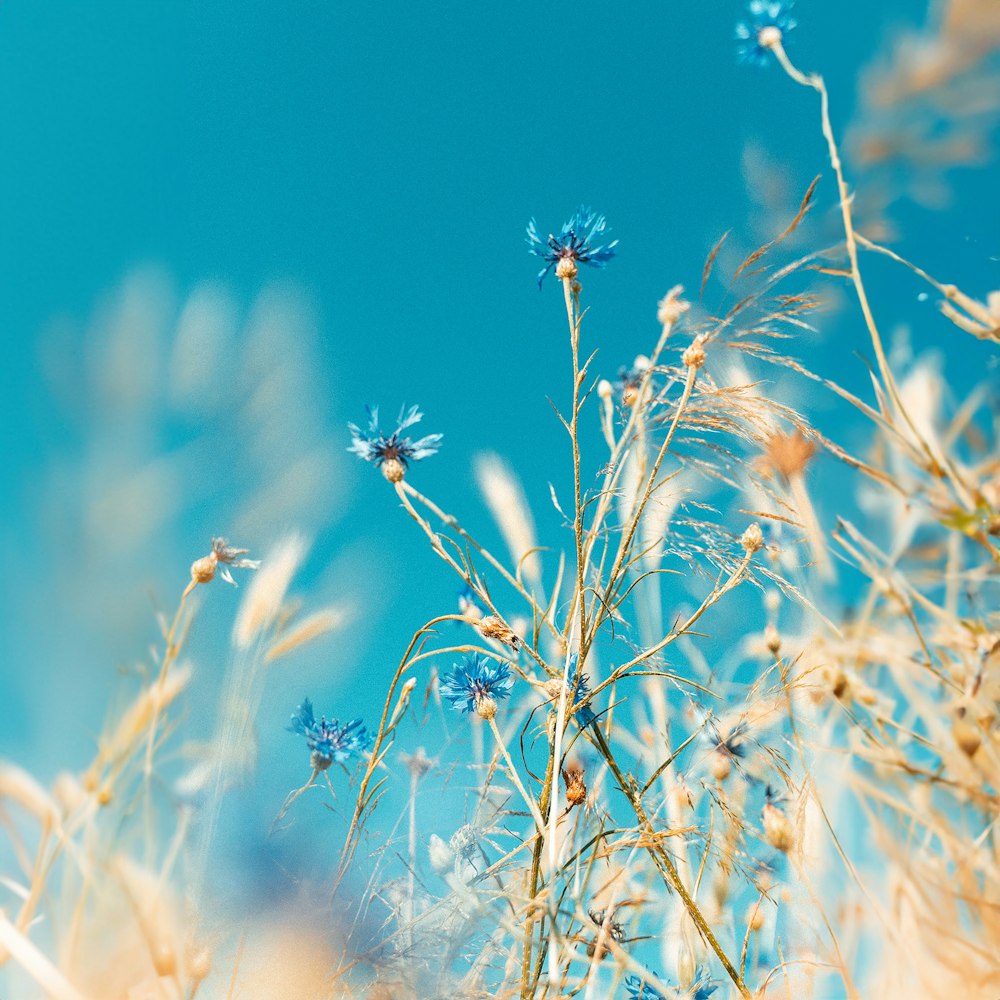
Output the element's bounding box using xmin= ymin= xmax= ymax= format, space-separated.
xmin=624 ymin=974 xmax=668 ymax=1000
xmin=687 ymin=970 xmax=718 ymax=1000
xmin=624 ymin=971 xmax=717 ymax=1000
xmin=526 ymin=207 xmax=618 ymax=288
xmin=439 ymin=652 xmax=514 ymax=714
xmin=288 ymin=698 xmax=371 ymax=765
xmin=347 ymin=404 xmax=442 ymax=469
xmin=568 ymin=654 xmax=597 ymax=726
xmin=735 ymin=1 xmax=796 ymax=67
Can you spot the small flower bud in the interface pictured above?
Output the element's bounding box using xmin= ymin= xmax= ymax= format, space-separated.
xmin=622 ymin=384 xmax=640 ymax=407
xmin=543 ymin=677 xmax=567 ymax=701
xmin=757 ymin=24 xmax=782 ymax=49
xmin=682 ymin=335 xmax=707 ymax=369
xmin=741 ymin=523 xmax=765 ymax=553
xmin=556 ymin=257 xmax=578 ymax=281
xmin=765 ymin=623 xmax=781 ymax=655
xmin=657 ymin=285 xmax=690 ymax=327
xmin=190 ymin=554 xmax=217 ymax=585
xmin=187 ymin=946 xmax=212 ymax=983
xmin=152 ymin=941 xmax=177 ymax=977
xmin=190 ymin=537 xmax=259 ymax=588
xmin=762 ymin=801 xmax=794 ymax=853
xmin=746 ymin=903 xmax=765 ymax=932
xmin=381 ymin=457 xmax=406 ymax=483
xmin=475 ymin=695 xmax=497 ymax=721
xmin=830 ymin=670 xmax=850 ymax=700
xmin=953 ymin=718 xmax=982 ymax=758
xmin=710 ymin=749 xmax=732 ymax=782
xmin=310 ymin=750 xmax=333 ymax=772
xmin=562 ymin=766 xmax=587 ymax=808
xmin=477 ymin=615 xmax=521 ymax=651
xmin=598 ymin=378 xmax=613 ymax=399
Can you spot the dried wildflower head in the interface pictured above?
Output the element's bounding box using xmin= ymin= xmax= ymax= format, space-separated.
xmin=526 ymin=207 xmax=618 ymax=288
xmin=287 ymin=698 xmax=371 ymax=771
xmin=953 ymin=709 xmax=983 ymax=758
xmin=347 ymin=404 xmax=442 ymax=483
xmin=189 ymin=537 xmax=260 ymax=588
xmin=761 ymin=429 xmax=816 ymax=480
xmin=735 ymin=1 xmax=796 ymax=66
xmin=476 ymin=614 xmax=522 ymax=651
xmin=764 ymin=622 xmax=782 ymax=654
xmin=562 ymin=764 xmax=587 ymax=808
xmin=439 ymin=652 xmax=514 ymax=720
xmin=585 ymin=907 xmax=625 ymax=958
xmin=741 ymin=522 xmax=765 ymax=553
xmin=449 ymin=823 xmax=480 ymax=863
xmin=681 ymin=335 xmax=707 ymax=370
xmin=657 ymin=284 xmax=690 ymax=326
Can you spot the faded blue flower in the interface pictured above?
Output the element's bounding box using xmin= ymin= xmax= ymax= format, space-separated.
xmin=624 ymin=973 xmax=667 ymax=1000
xmin=526 ymin=206 xmax=618 ymax=288
xmin=568 ymin=655 xmax=597 ymax=726
xmin=687 ymin=969 xmax=718 ymax=1000
xmin=692 ymin=702 xmax=748 ymax=761
xmin=439 ymin=652 xmax=514 ymax=717
xmin=735 ymin=1 xmax=796 ymax=66
xmin=348 ymin=404 xmax=442 ymax=482
xmin=288 ymin=698 xmax=371 ymax=769
xmin=624 ymin=970 xmax=716 ymax=1000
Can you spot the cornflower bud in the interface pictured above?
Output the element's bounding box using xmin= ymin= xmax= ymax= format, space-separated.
xmin=741 ymin=523 xmax=765 ymax=553
xmin=682 ymin=335 xmax=707 ymax=369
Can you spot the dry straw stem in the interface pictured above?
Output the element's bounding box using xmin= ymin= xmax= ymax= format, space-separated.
xmin=0 ymin=910 xmax=87 ymax=1000
xmin=770 ymin=41 xmax=978 ymax=517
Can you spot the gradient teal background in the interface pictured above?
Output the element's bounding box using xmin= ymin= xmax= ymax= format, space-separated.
xmin=1 ymin=1 xmax=998 ymax=917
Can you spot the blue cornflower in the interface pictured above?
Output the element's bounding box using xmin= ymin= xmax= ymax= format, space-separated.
xmin=287 ymin=698 xmax=372 ymax=770
xmin=526 ymin=206 xmax=618 ymax=288
xmin=347 ymin=404 xmax=442 ymax=483
xmin=567 ymin=655 xmax=597 ymax=726
xmin=624 ymin=973 xmax=668 ymax=1000
xmin=624 ymin=971 xmax=717 ymax=1000
xmin=687 ymin=969 xmax=718 ymax=1000
xmin=735 ymin=1 xmax=796 ymax=67
xmin=439 ymin=652 xmax=514 ymax=720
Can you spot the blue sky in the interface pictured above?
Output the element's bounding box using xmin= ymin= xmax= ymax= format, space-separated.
xmin=2 ymin=0 xmax=999 ymax=853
